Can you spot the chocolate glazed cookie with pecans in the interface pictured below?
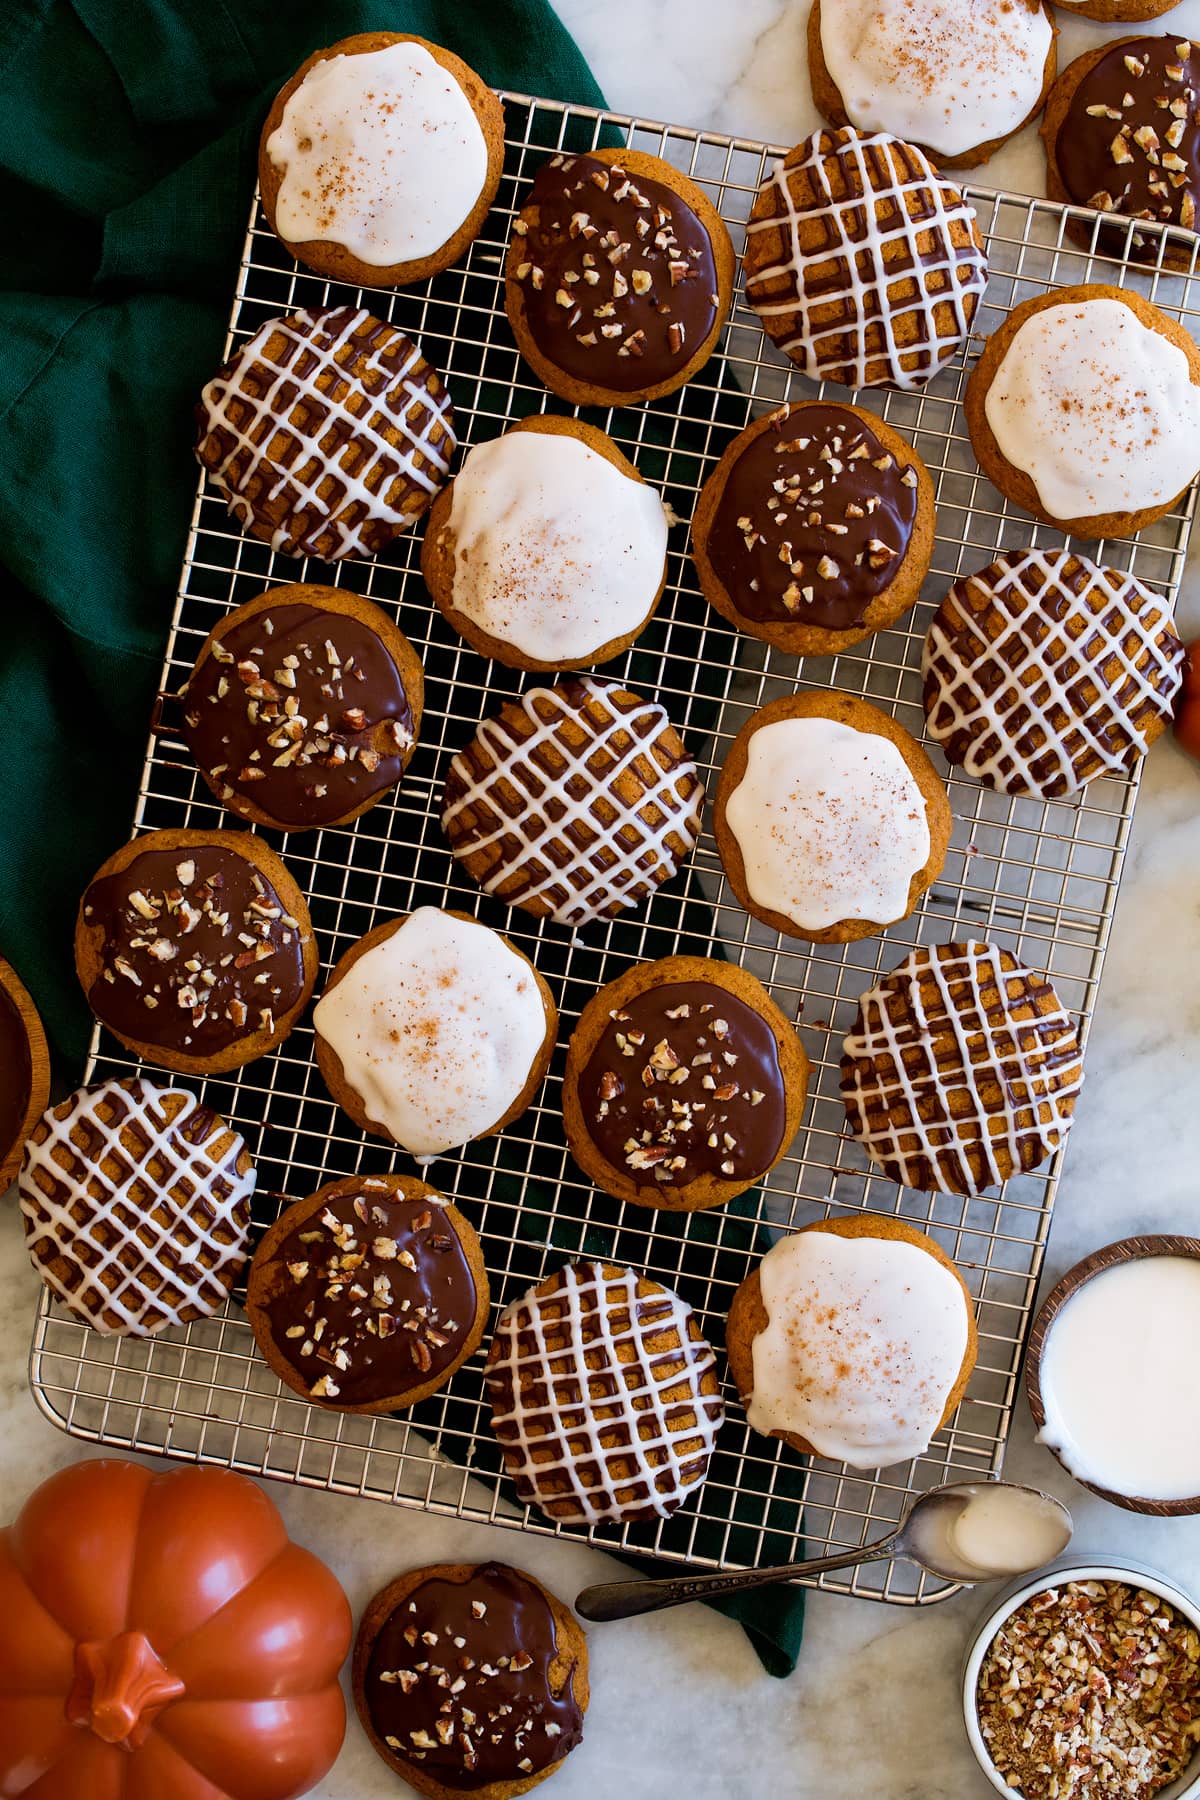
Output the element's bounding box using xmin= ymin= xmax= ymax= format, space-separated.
xmin=563 ymin=955 xmax=810 ymax=1212
xmin=183 ymin=584 xmax=424 ymax=832
xmin=354 ymin=1562 xmax=588 ymax=1800
xmin=246 ymin=1174 xmax=489 ymax=1412
xmin=75 ymin=829 xmax=317 ymax=1076
xmin=1042 ymin=33 xmax=1200 ymax=270
xmin=505 ymin=146 xmax=735 ymax=406
xmin=692 ymin=400 xmax=935 ymax=656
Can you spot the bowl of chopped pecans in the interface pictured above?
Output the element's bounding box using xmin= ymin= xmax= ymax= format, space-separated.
xmin=963 ymin=1559 xmax=1200 ymax=1800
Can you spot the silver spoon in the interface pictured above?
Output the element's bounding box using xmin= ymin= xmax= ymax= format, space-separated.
xmin=574 ymin=1480 xmax=1073 ymax=1622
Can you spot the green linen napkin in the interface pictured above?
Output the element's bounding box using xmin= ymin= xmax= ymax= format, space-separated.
xmin=0 ymin=0 xmax=806 ymax=1674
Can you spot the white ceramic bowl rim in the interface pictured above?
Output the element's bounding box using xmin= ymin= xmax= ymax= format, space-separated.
xmin=962 ymin=1555 xmax=1200 ymax=1800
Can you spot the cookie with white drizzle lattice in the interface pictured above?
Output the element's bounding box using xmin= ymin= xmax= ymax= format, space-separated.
xmin=923 ymin=548 xmax=1185 ymax=800
xmin=743 ymin=127 xmax=988 ymax=391
xmin=841 ymin=942 xmax=1084 ymax=1197
xmin=485 ymin=1258 xmax=723 ymax=1524
xmin=441 ymin=677 xmax=704 ymax=928
xmin=195 ymin=303 xmax=455 ymax=561
xmin=19 ymin=1076 xmax=254 ymax=1337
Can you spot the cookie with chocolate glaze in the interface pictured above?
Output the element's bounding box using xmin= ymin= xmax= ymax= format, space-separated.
xmin=691 ymin=401 xmax=935 ymax=656
xmin=183 ymin=584 xmax=424 ymax=833
xmin=246 ymin=1174 xmax=489 ymax=1412
xmin=259 ymin=33 xmax=504 ymax=288
xmin=563 ymin=955 xmax=810 ymax=1212
xmin=1055 ymin=1 xmax=1183 ymax=19
xmin=75 ymin=829 xmax=317 ymax=1076
xmin=354 ymin=1561 xmax=588 ymax=1799
xmin=505 ymin=147 xmax=735 ymax=407
xmin=1042 ymin=34 xmax=1200 ymax=271
xmin=965 ymin=284 xmax=1200 ymax=537
xmin=0 ymin=958 xmax=50 ymax=1194
xmin=421 ymin=415 xmax=668 ymax=672
xmin=713 ymin=691 xmax=951 ymax=945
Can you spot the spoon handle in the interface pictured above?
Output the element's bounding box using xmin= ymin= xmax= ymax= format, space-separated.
xmin=575 ymin=1539 xmax=894 ymax=1622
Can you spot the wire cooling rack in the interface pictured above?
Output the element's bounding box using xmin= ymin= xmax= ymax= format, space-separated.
xmin=28 ymin=94 xmax=1200 ymax=1607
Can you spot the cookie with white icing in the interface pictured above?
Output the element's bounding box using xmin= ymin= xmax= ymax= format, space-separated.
xmin=691 ymin=400 xmax=935 ymax=656
xmin=713 ymin=690 xmax=951 ymax=944
xmin=183 ymin=584 xmax=424 ymax=832
xmin=841 ymin=941 xmax=1084 ymax=1195
xmin=313 ymin=907 xmax=556 ymax=1163
xmin=726 ymin=1216 xmax=977 ymax=1469
xmin=259 ymin=33 xmax=504 ymax=287
xmin=441 ymin=677 xmax=704 ymax=929
xmin=421 ymin=416 xmax=669 ymax=671
xmin=19 ymin=1076 xmax=254 ymax=1337
xmin=809 ymin=0 xmax=1057 ymax=171
xmin=965 ymin=283 xmax=1200 ymax=537
xmin=485 ymin=1258 xmax=723 ymax=1524
xmin=195 ymin=304 xmax=455 ymax=561
xmin=743 ymin=127 xmax=988 ymax=391
xmin=505 ymin=147 xmax=736 ymax=408
xmin=923 ymin=547 xmax=1185 ymax=799
xmin=562 ymin=954 xmax=810 ymax=1212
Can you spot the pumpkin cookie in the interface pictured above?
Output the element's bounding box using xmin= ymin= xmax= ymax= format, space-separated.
xmin=486 ymin=1258 xmax=722 ymax=1525
xmin=19 ymin=1076 xmax=254 ymax=1337
xmin=1042 ymin=34 xmax=1200 ymax=271
xmin=196 ymin=304 xmax=455 ymax=561
xmin=965 ymin=284 xmax=1200 ymax=537
xmin=743 ymin=127 xmax=988 ymax=390
xmin=75 ymin=828 xmax=317 ymax=1076
xmin=421 ymin=415 xmax=669 ymax=671
xmin=563 ymin=955 xmax=809 ymax=1212
xmin=313 ymin=907 xmax=556 ymax=1163
xmin=841 ymin=941 xmax=1084 ymax=1195
xmin=726 ymin=1216 xmax=977 ymax=1468
xmin=183 ymin=584 xmax=424 ymax=832
xmin=246 ymin=1173 xmax=488 ymax=1412
xmin=692 ymin=400 xmax=935 ymax=655
xmin=354 ymin=1562 xmax=588 ymax=1799
xmin=923 ymin=547 xmax=1184 ymax=798
xmin=1055 ymin=1 xmax=1183 ymax=18
xmin=809 ymin=0 xmax=1056 ymax=170
xmin=441 ymin=677 xmax=704 ymax=929
xmin=259 ymin=33 xmax=504 ymax=288
xmin=0 ymin=958 xmax=50 ymax=1194
xmin=505 ymin=147 xmax=735 ymax=407
xmin=713 ymin=691 xmax=951 ymax=944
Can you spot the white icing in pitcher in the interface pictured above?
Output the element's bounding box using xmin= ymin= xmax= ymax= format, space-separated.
xmin=820 ymin=0 xmax=1053 ymax=161
xmin=723 ymin=713 xmax=930 ymax=932
xmin=312 ymin=908 xmax=548 ymax=1160
xmin=266 ymin=40 xmax=489 ymax=265
xmin=444 ymin=430 xmax=669 ymax=663
xmin=983 ymin=298 xmax=1200 ymax=522
xmin=747 ymin=1228 xmax=970 ymax=1468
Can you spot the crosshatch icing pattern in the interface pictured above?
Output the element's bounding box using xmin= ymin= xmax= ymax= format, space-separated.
xmin=29 ymin=92 xmax=1200 ymax=1606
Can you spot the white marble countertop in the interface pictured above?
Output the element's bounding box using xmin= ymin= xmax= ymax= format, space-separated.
xmin=6 ymin=6 xmax=1200 ymax=1796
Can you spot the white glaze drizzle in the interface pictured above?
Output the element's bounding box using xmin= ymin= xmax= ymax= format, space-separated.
xmin=312 ymin=907 xmax=548 ymax=1161
xmin=819 ymin=0 xmax=1053 ymax=161
xmin=745 ymin=128 xmax=987 ymax=390
xmin=266 ymin=41 xmax=489 ymax=265
xmin=923 ymin=548 xmax=1184 ymax=799
xmin=487 ymin=1259 xmax=723 ymax=1524
xmin=841 ymin=942 xmax=1084 ymax=1195
xmin=19 ymin=1078 xmax=254 ymax=1337
xmin=747 ymin=1229 xmax=970 ymax=1468
xmin=444 ymin=429 xmax=669 ymax=664
xmin=198 ymin=305 xmax=454 ymax=559
xmin=441 ymin=678 xmax=704 ymax=927
xmin=983 ymin=297 xmax=1200 ymax=522
xmin=723 ymin=713 xmax=931 ymax=932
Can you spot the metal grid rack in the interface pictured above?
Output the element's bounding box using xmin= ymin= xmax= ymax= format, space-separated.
xmin=28 ymin=94 xmax=1200 ymax=1606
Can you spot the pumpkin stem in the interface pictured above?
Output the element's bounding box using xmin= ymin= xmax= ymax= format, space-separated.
xmin=66 ymin=1632 xmax=186 ymax=1748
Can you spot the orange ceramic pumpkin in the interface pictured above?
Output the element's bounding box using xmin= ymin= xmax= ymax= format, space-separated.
xmin=0 ymin=1458 xmax=352 ymax=1799
xmin=1175 ymin=640 xmax=1200 ymax=764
